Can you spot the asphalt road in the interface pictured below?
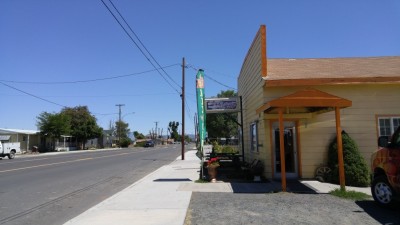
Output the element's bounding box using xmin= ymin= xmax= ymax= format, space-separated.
xmin=0 ymin=144 xmax=184 ymax=225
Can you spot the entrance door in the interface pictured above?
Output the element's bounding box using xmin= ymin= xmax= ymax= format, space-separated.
xmin=273 ymin=121 xmax=298 ymax=179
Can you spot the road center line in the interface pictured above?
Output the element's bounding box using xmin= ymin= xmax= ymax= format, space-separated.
xmin=0 ymin=152 xmax=134 ymax=173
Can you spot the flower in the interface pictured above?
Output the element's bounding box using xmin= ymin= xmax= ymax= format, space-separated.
xmin=207 ymin=157 xmax=220 ymax=167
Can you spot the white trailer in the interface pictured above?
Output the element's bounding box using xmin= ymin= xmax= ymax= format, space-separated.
xmin=0 ymin=135 xmax=21 ymax=159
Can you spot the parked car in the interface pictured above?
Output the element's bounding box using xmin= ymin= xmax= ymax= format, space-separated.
xmin=144 ymin=140 xmax=155 ymax=147
xmin=0 ymin=139 xmax=21 ymax=159
xmin=371 ymin=126 xmax=400 ymax=207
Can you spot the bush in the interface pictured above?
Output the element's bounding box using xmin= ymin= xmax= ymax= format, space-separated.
xmin=119 ymin=138 xmax=131 ymax=148
xmin=327 ymin=131 xmax=370 ymax=187
xmin=212 ymin=141 xmax=239 ymax=154
xmin=134 ymin=141 xmax=146 ymax=147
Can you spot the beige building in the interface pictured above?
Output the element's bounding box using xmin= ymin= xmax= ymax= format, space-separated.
xmin=238 ymin=25 xmax=400 ymax=181
xmin=0 ymin=128 xmax=41 ymax=152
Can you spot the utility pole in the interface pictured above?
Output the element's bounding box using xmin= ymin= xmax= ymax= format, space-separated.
xmin=116 ymin=104 xmax=125 ymax=147
xmin=181 ymin=57 xmax=185 ymax=160
xmin=154 ymin=121 xmax=159 ymax=145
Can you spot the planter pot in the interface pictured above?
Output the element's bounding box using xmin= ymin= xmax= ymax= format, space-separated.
xmin=207 ymin=165 xmax=219 ymax=182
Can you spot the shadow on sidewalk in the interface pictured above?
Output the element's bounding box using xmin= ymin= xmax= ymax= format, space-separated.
xmin=206 ymin=163 xmax=318 ymax=194
xmin=229 ymin=180 xmax=318 ymax=194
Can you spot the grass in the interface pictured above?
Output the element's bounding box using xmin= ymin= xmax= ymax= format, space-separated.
xmin=329 ymin=188 xmax=371 ymax=200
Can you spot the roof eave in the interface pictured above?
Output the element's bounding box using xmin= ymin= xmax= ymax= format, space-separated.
xmin=263 ymin=77 xmax=400 ymax=87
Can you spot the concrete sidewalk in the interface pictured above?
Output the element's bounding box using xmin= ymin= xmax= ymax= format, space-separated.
xmin=64 ymin=149 xmax=371 ymax=225
xmin=64 ymin=149 xmax=201 ymax=225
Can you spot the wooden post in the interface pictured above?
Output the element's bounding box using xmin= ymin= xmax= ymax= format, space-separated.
xmin=279 ymin=108 xmax=286 ymax=192
xmin=335 ymin=107 xmax=346 ymax=191
xmin=181 ymin=57 xmax=185 ymax=160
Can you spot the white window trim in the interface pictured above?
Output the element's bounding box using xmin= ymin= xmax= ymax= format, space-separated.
xmin=378 ymin=116 xmax=400 ymax=137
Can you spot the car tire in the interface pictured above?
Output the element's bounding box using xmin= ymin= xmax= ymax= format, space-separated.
xmin=371 ymin=175 xmax=396 ymax=207
xmin=8 ymin=150 xmax=16 ymax=159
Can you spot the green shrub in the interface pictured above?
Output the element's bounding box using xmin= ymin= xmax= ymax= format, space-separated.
xmin=119 ymin=138 xmax=131 ymax=148
xmin=212 ymin=141 xmax=238 ymax=154
xmin=135 ymin=141 xmax=146 ymax=147
xmin=221 ymin=146 xmax=239 ymax=154
xmin=212 ymin=141 xmax=223 ymax=153
xmin=327 ymin=131 xmax=370 ymax=187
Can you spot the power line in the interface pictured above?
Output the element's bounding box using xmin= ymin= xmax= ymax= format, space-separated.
xmin=187 ymin=64 xmax=237 ymax=78
xmin=187 ymin=64 xmax=237 ymax=90
xmin=204 ymin=73 xmax=237 ymax=90
xmin=100 ymin=0 xmax=181 ymax=95
xmin=107 ymin=0 xmax=181 ymax=88
xmin=184 ymin=99 xmax=192 ymax=119
xmin=0 ymin=64 xmax=179 ymax=84
xmin=0 ymin=82 xmax=67 ymax=108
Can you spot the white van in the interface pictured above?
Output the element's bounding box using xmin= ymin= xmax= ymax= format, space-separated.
xmin=0 ymin=135 xmax=21 ymax=159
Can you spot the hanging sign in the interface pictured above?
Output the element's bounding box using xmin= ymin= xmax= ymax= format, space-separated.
xmin=205 ymin=97 xmax=240 ymax=113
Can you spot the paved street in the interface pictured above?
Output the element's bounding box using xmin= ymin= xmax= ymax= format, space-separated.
xmin=0 ymin=145 xmax=182 ymax=225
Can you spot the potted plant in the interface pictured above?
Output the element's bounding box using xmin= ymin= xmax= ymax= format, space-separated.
xmin=250 ymin=160 xmax=264 ymax=182
xmin=207 ymin=157 xmax=220 ymax=182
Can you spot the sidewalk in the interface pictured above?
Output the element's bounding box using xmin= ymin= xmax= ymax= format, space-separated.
xmin=64 ymin=149 xmax=371 ymax=225
xmin=64 ymin=149 xmax=200 ymax=225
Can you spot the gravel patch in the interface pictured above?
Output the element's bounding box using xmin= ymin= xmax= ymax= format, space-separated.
xmin=186 ymin=192 xmax=400 ymax=225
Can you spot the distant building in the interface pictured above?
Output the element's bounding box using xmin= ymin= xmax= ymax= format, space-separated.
xmin=0 ymin=128 xmax=40 ymax=152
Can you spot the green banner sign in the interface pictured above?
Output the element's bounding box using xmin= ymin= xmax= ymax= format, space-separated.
xmin=196 ymin=69 xmax=206 ymax=156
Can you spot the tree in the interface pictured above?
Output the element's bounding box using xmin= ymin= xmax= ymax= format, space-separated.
xmin=168 ymin=121 xmax=179 ymax=141
xmin=206 ymin=90 xmax=238 ymax=139
xmin=36 ymin=112 xmax=71 ymax=151
xmin=133 ymin=131 xmax=145 ymax=139
xmin=61 ymin=106 xmax=102 ymax=150
xmin=327 ymin=130 xmax=370 ymax=187
xmin=115 ymin=121 xmax=130 ymax=139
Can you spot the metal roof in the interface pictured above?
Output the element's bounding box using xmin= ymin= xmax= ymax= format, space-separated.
xmin=0 ymin=128 xmax=39 ymax=135
xmin=0 ymin=135 xmax=11 ymax=141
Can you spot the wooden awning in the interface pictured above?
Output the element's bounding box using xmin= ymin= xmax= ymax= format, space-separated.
xmin=256 ymin=88 xmax=351 ymax=192
xmin=256 ymin=88 xmax=352 ymax=114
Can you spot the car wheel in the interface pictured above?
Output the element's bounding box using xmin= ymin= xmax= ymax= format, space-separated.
xmin=8 ymin=150 xmax=16 ymax=159
xmin=371 ymin=176 xmax=396 ymax=207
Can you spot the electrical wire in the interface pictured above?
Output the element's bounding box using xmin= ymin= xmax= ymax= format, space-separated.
xmin=107 ymin=0 xmax=181 ymax=89
xmin=0 ymin=64 xmax=179 ymax=84
xmin=184 ymin=99 xmax=192 ymax=119
xmin=0 ymin=82 xmax=67 ymax=108
xmin=188 ymin=64 xmax=237 ymax=78
xmin=187 ymin=64 xmax=237 ymax=90
xmin=204 ymin=73 xmax=237 ymax=90
xmin=33 ymin=92 xmax=177 ymax=98
xmin=100 ymin=0 xmax=181 ymax=95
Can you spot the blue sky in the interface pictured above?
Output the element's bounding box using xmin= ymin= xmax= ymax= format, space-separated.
xmin=1 ymin=0 xmax=399 ymax=135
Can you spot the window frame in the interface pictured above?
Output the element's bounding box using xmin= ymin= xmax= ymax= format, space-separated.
xmin=377 ymin=116 xmax=400 ymax=137
xmin=250 ymin=122 xmax=258 ymax=152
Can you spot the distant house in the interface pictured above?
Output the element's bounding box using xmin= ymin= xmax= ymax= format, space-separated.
xmin=96 ymin=129 xmax=118 ymax=148
xmin=238 ymin=25 xmax=400 ymax=181
xmin=0 ymin=128 xmax=41 ymax=152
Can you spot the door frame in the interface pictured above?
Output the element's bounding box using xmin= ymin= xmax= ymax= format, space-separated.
xmin=271 ymin=121 xmax=300 ymax=179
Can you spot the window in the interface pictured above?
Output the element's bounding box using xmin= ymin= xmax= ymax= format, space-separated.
xmin=250 ymin=122 xmax=258 ymax=152
xmin=378 ymin=117 xmax=400 ymax=137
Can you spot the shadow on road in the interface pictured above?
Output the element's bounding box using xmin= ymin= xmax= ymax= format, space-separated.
xmin=355 ymin=200 xmax=400 ymax=224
